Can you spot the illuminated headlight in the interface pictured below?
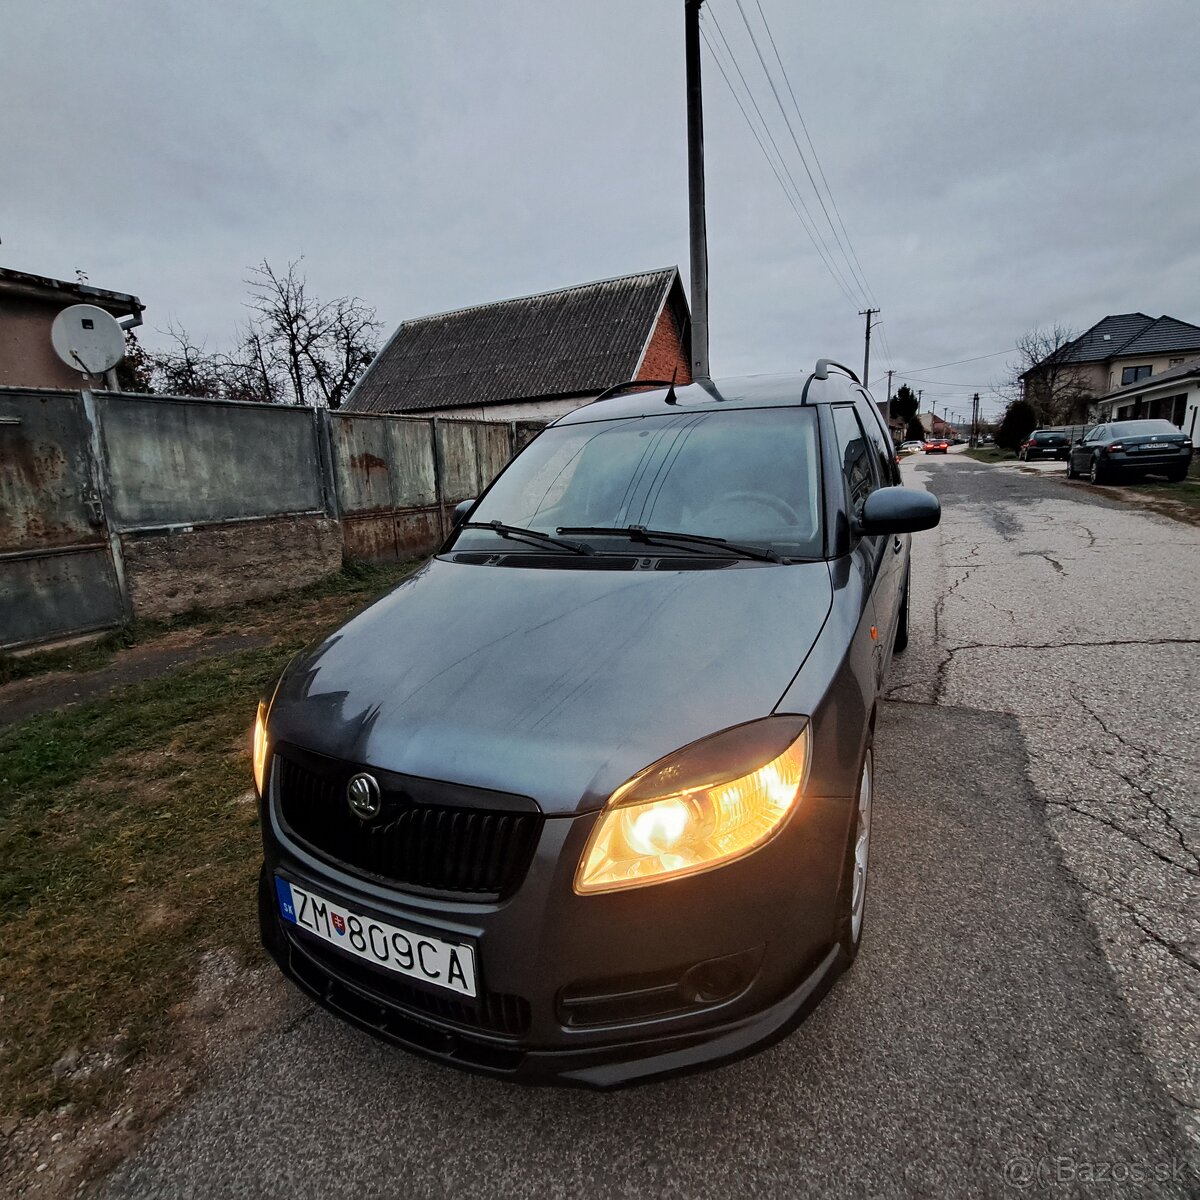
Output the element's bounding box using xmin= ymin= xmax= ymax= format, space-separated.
xmin=252 ymin=701 xmax=270 ymax=796
xmin=575 ymin=717 xmax=810 ymax=894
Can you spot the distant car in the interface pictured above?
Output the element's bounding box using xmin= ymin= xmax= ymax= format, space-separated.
xmin=1067 ymin=420 xmax=1193 ymax=484
xmin=923 ymin=439 xmax=949 ymax=454
xmin=898 ymin=441 xmax=925 ymax=456
xmin=980 ymin=434 xmax=994 ymax=445
xmin=1018 ymin=430 xmax=1070 ymax=461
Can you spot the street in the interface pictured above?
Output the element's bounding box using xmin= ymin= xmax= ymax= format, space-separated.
xmin=97 ymin=453 xmax=1198 ymax=1199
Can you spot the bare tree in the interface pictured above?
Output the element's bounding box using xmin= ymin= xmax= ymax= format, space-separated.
xmin=244 ymin=260 xmax=381 ymax=408
xmin=152 ymin=321 xmax=227 ymax=398
xmin=1006 ymin=324 xmax=1095 ymax=425
xmin=144 ymin=260 xmax=380 ymax=405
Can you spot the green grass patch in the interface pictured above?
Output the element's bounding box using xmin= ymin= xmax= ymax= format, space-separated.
xmin=963 ymin=446 xmax=1018 ymax=463
xmin=0 ymin=565 xmax=415 ymax=1118
xmin=0 ymin=559 xmax=416 ymax=686
xmin=1135 ymin=479 xmax=1200 ymax=511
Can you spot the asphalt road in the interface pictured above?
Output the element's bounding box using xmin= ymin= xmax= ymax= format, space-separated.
xmin=96 ymin=455 xmax=1197 ymax=1199
xmin=889 ymin=451 xmax=1200 ymax=1153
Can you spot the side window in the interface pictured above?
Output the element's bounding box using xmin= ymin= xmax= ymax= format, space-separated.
xmin=858 ymin=391 xmax=900 ymax=485
xmin=832 ymin=405 xmax=878 ymax=522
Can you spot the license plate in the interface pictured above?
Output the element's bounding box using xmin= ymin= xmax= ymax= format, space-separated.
xmin=275 ymin=877 xmax=477 ymax=997
xmin=1136 ymin=443 xmax=1173 ymax=453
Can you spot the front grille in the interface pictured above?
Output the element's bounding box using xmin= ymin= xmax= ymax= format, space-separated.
xmin=292 ymin=931 xmax=531 ymax=1038
xmin=274 ymin=750 xmax=542 ymax=898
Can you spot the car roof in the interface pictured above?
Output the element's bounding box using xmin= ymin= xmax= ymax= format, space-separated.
xmin=553 ymin=371 xmax=865 ymax=426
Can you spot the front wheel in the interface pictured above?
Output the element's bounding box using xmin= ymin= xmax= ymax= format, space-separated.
xmin=1066 ymin=457 xmax=1077 ymax=479
xmin=836 ymin=747 xmax=874 ymax=966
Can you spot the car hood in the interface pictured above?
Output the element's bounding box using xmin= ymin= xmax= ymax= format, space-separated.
xmin=268 ymin=557 xmax=833 ymax=816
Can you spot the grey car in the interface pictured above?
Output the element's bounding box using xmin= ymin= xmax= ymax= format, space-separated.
xmin=1067 ymin=419 xmax=1194 ymax=483
xmin=255 ymin=362 xmax=941 ymax=1086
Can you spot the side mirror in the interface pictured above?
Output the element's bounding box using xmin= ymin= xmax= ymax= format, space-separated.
xmin=859 ymin=487 xmax=941 ymax=535
xmin=1075 ymin=438 xmax=1084 ymax=446
xmin=453 ymin=498 xmax=476 ymax=527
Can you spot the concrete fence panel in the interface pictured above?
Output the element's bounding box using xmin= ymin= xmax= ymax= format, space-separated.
xmin=2 ymin=385 xmax=543 ymax=648
xmin=436 ymin=420 xmax=481 ymax=501
xmin=330 ymin=413 xmax=438 ymax=511
xmin=474 ymin=421 xmax=514 ymax=487
xmin=97 ymin=393 xmax=324 ymax=529
xmin=0 ymin=389 xmax=126 ymax=649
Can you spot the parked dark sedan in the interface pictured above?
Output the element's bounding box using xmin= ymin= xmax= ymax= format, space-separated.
xmin=1066 ymin=419 xmax=1194 ymax=483
xmin=254 ymin=363 xmax=940 ymax=1087
xmin=1019 ymin=429 xmax=1070 ymax=461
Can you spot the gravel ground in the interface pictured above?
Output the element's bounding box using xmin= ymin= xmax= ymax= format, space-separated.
xmin=889 ymin=450 xmax=1200 ymax=1151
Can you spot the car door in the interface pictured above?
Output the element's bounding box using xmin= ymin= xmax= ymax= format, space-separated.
xmin=856 ymin=391 xmax=906 ymax=660
xmin=1079 ymin=425 xmax=1105 ymax=470
xmin=830 ymin=403 xmax=892 ymax=686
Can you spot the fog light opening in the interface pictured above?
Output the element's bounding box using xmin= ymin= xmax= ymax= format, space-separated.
xmin=678 ymin=949 xmax=760 ymax=1006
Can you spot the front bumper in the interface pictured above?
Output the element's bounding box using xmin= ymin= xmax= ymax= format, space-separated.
xmin=258 ymin=772 xmax=853 ymax=1087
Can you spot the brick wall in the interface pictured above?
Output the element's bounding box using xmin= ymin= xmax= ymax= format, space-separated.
xmin=636 ymin=303 xmax=692 ymax=384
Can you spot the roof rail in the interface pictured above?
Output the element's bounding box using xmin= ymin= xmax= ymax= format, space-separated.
xmin=590 ymin=379 xmax=680 ymax=403
xmin=813 ymin=359 xmax=861 ymax=384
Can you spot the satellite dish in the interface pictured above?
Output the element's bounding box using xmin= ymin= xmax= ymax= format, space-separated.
xmin=51 ymin=304 xmax=126 ymax=376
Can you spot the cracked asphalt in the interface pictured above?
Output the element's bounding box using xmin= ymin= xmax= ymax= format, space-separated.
xmin=88 ymin=452 xmax=1198 ymax=1198
xmin=889 ymin=450 xmax=1200 ymax=1150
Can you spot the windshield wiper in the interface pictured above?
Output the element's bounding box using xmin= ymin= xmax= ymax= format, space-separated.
xmin=459 ymin=521 xmax=594 ymax=556
xmin=557 ymin=524 xmax=779 ymax=563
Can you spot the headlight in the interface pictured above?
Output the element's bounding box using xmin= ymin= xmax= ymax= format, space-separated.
xmin=252 ymin=701 xmax=270 ymax=796
xmin=575 ymin=716 xmax=810 ymax=894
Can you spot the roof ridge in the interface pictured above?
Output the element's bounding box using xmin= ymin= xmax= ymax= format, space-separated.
xmin=397 ymin=267 xmax=678 ymax=327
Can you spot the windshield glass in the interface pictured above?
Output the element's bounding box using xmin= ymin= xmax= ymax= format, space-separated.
xmin=1112 ymin=420 xmax=1181 ymax=436
xmin=455 ymin=407 xmax=822 ymax=559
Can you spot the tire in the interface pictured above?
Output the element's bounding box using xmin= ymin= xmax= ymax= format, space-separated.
xmin=1089 ymin=456 xmax=1109 ymax=485
xmin=835 ymin=746 xmax=874 ymax=967
xmin=1066 ymin=457 xmax=1077 ymax=479
xmin=1166 ymin=466 xmax=1188 ymax=483
xmin=894 ymin=576 xmax=910 ymax=653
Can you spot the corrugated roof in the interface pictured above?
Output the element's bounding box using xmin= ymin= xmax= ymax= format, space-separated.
xmin=344 ymin=267 xmax=686 ymax=414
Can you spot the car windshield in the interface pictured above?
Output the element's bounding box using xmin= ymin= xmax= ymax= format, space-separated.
xmin=455 ymin=407 xmax=822 ymax=559
xmin=1112 ymin=420 xmax=1181 ymax=437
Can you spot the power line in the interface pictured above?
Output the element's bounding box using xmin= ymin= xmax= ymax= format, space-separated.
xmin=726 ymin=0 xmax=872 ymax=309
xmin=747 ymin=0 xmax=877 ymax=308
xmin=699 ymin=15 xmax=861 ymax=309
xmin=902 ymin=347 xmax=1018 ymax=373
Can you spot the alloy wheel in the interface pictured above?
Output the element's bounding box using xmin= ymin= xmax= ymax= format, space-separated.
xmin=850 ymin=749 xmax=873 ymax=943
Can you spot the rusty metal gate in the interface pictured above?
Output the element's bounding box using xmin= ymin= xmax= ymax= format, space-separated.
xmin=0 ymin=389 xmax=124 ymax=650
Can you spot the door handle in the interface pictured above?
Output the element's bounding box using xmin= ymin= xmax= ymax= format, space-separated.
xmin=893 ymin=536 xmax=902 ymax=553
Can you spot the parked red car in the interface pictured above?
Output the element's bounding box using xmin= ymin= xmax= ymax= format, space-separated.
xmin=923 ymin=439 xmax=949 ymax=454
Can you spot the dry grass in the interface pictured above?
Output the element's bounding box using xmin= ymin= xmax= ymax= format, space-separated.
xmin=0 ymin=562 xmax=416 ymax=1119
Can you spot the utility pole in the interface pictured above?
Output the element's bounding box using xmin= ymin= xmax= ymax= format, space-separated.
xmin=971 ymin=392 xmax=980 ymax=446
xmin=859 ymin=308 xmax=879 ymax=385
xmin=885 ymin=368 xmax=895 ymax=427
xmin=684 ymin=0 xmax=709 ymax=380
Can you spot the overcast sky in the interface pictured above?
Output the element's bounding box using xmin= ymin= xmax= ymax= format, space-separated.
xmin=4 ymin=0 xmax=1198 ymax=419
